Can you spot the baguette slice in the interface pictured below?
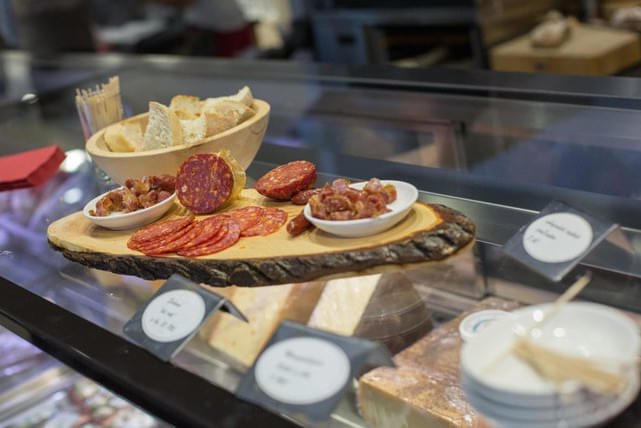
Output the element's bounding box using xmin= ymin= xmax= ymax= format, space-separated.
xmin=203 ymin=100 xmax=255 ymax=137
xmin=104 ymin=122 xmax=143 ymax=152
xmin=169 ymin=95 xmax=201 ymax=116
xmin=143 ymin=102 xmax=183 ymax=150
xmin=202 ymin=86 xmax=254 ymax=110
xmin=180 ymin=114 xmax=207 ymax=146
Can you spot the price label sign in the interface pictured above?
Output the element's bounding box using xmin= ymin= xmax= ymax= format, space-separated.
xmin=503 ymin=201 xmax=616 ymax=281
xmin=124 ymin=274 xmax=246 ymax=361
xmin=236 ymin=321 xmax=394 ymax=423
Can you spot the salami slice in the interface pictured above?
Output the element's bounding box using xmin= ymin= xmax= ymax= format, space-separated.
xmin=128 ymin=216 xmax=194 ymax=246
xmin=255 ymin=161 xmax=317 ymax=201
xmin=222 ymin=206 xmax=265 ymax=232
xmin=176 ymin=153 xmax=234 ymax=214
xmin=131 ymin=222 xmax=197 ymax=254
xmin=177 ymin=217 xmax=241 ymax=257
xmin=142 ymin=216 xmax=225 ymax=255
xmin=241 ymin=208 xmax=288 ymax=237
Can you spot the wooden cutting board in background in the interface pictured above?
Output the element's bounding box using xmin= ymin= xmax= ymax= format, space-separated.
xmin=47 ymin=190 xmax=475 ymax=287
xmin=491 ymin=24 xmax=641 ymax=75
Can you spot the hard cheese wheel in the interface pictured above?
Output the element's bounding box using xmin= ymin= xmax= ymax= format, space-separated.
xmin=176 ymin=152 xmax=245 ymax=214
xmin=255 ymin=160 xmax=316 ymax=201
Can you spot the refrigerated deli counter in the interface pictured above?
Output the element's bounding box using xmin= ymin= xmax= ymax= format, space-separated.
xmin=1 ymin=51 xmax=641 ymax=427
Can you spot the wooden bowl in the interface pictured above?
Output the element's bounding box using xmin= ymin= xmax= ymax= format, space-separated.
xmin=86 ymin=99 xmax=270 ymax=184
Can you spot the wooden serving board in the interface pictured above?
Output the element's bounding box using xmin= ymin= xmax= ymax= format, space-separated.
xmin=48 ymin=189 xmax=475 ymax=287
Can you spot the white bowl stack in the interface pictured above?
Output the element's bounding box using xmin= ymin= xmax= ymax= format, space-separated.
xmin=460 ymin=302 xmax=641 ymax=428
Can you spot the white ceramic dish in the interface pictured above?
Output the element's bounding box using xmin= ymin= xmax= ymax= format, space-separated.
xmin=461 ymin=370 xmax=618 ymax=421
xmin=303 ymin=180 xmax=418 ymax=238
xmin=83 ymin=187 xmax=176 ymax=230
xmin=463 ymin=374 xmax=639 ymax=428
xmin=461 ymin=302 xmax=640 ymax=398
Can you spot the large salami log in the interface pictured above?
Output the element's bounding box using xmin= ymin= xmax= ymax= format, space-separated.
xmin=47 ymin=189 xmax=475 ymax=287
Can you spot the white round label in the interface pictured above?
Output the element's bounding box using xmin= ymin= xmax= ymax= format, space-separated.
xmin=254 ymin=337 xmax=351 ymax=405
xmin=141 ymin=289 xmax=206 ymax=342
xmin=522 ymin=212 xmax=593 ymax=263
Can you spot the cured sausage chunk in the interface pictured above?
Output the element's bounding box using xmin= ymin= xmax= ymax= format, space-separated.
xmin=255 ymin=161 xmax=317 ymax=201
xmin=287 ymin=210 xmax=313 ymax=236
xmin=177 ymin=217 xmax=241 ymax=257
xmin=128 ymin=216 xmax=194 ymax=246
xmin=242 ymin=208 xmax=288 ymax=237
xmin=291 ymin=188 xmax=322 ymax=205
xmin=176 ymin=153 xmax=234 ymax=214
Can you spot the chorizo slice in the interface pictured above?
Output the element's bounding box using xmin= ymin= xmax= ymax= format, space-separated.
xmin=177 ymin=217 xmax=241 ymax=257
xmin=131 ymin=222 xmax=198 ymax=253
xmin=128 ymin=216 xmax=195 ymax=246
xmin=142 ymin=216 xmax=225 ymax=255
xmin=255 ymin=160 xmax=316 ymax=201
xmin=221 ymin=206 xmax=265 ymax=232
xmin=241 ymin=208 xmax=287 ymax=237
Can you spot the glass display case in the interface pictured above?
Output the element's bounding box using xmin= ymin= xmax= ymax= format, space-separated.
xmin=1 ymin=50 xmax=641 ymax=427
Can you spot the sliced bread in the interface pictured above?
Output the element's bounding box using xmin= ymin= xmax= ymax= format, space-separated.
xmin=169 ymin=95 xmax=201 ymax=116
xmin=202 ymin=99 xmax=255 ymax=138
xmin=180 ymin=114 xmax=207 ymax=146
xmin=142 ymin=102 xmax=183 ymax=150
xmin=104 ymin=122 xmax=144 ymax=152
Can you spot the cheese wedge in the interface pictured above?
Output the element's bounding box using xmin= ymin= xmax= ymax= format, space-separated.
xmin=204 ymin=282 xmax=326 ymax=369
xmin=308 ymin=273 xmax=431 ymax=353
xmin=358 ymin=298 xmax=518 ymax=428
xmin=308 ymin=275 xmax=381 ymax=336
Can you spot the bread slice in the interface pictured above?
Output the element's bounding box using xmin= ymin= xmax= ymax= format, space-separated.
xmin=169 ymin=95 xmax=201 ymax=116
xmin=202 ymin=99 xmax=255 ymax=137
xmin=202 ymin=86 xmax=254 ymax=110
xmin=229 ymin=86 xmax=253 ymax=107
xmin=142 ymin=102 xmax=183 ymax=150
xmin=180 ymin=114 xmax=207 ymax=146
xmin=104 ymin=122 xmax=144 ymax=152
xmin=174 ymin=109 xmax=198 ymax=120
xmin=204 ymin=110 xmax=236 ymax=137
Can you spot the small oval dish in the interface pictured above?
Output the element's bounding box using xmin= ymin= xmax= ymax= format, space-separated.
xmin=303 ymin=180 xmax=418 ymax=238
xmin=83 ymin=188 xmax=176 ymax=230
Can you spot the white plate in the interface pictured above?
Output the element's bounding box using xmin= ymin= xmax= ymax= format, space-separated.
xmin=83 ymin=187 xmax=176 ymax=230
xmin=463 ymin=374 xmax=639 ymax=428
xmin=461 ymin=370 xmax=620 ymax=421
xmin=461 ymin=302 xmax=640 ymax=398
xmin=303 ymin=180 xmax=418 ymax=238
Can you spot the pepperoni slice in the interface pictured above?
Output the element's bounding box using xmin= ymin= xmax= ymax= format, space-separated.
xmin=222 ymin=206 xmax=265 ymax=232
xmin=176 ymin=154 xmax=233 ymax=214
xmin=177 ymin=218 xmax=241 ymax=257
xmin=241 ymin=208 xmax=287 ymax=237
xmin=128 ymin=216 xmax=194 ymax=245
xmin=255 ymin=161 xmax=317 ymax=201
xmin=131 ymin=222 xmax=197 ymax=254
xmin=142 ymin=216 xmax=225 ymax=255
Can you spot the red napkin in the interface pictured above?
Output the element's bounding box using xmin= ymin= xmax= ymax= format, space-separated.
xmin=0 ymin=146 xmax=66 ymax=191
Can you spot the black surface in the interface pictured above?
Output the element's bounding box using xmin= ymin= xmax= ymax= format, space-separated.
xmin=0 ymin=276 xmax=295 ymax=428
